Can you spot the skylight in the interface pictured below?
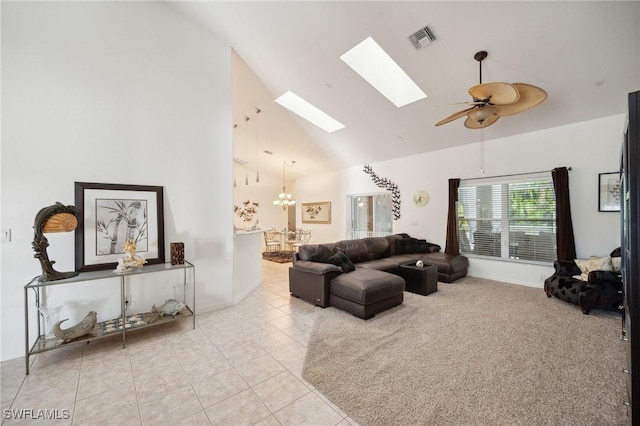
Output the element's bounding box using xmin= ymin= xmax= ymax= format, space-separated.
xmin=340 ymin=36 xmax=427 ymax=108
xmin=274 ymin=91 xmax=345 ymax=133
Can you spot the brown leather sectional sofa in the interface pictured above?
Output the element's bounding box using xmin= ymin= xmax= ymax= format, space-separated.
xmin=288 ymin=233 xmax=469 ymax=308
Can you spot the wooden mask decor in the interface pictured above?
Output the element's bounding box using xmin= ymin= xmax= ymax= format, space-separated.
xmin=32 ymin=202 xmax=80 ymax=281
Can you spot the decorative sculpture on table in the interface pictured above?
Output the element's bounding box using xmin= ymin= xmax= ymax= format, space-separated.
xmin=143 ymin=299 xmax=189 ymax=324
xmin=114 ymin=239 xmax=147 ymax=273
xmin=53 ymin=311 xmax=97 ymax=342
xmin=32 ymin=202 xmax=80 ymax=281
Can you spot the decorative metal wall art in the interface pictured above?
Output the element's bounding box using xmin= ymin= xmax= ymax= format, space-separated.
xmin=363 ymin=165 xmax=401 ymax=220
xmin=32 ymin=202 xmax=80 ymax=281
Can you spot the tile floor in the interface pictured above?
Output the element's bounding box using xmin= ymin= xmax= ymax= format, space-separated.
xmin=1 ymin=260 xmax=359 ymax=425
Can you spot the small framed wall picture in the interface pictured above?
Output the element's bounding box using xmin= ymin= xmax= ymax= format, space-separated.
xmin=598 ymin=172 xmax=621 ymax=212
xmin=301 ymin=201 xmax=331 ymax=224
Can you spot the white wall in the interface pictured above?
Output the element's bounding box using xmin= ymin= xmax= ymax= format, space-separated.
xmin=296 ymin=114 xmax=626 ymax=287
xmin=1 ymin=2 xmax=234 ymax=360
xmin=230 ymin=50 xmax=297 ymax=240
xmin=232 ymin=171 xmax=292 ymax=235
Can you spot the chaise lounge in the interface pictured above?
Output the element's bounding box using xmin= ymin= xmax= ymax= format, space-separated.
xmin=543 ymin=248 xmax=623 ymax=314
xmin=288 ymin=233 xmax=469 ymax=318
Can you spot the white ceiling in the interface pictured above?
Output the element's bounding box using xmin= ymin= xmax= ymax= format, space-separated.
xmin=168 ymin=1 xmax=640 ymax=181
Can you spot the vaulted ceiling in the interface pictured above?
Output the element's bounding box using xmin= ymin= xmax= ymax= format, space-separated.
xmin=169 ymin=1 xmax=640 ymax=181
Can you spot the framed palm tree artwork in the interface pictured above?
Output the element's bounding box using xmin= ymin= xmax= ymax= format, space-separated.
xmin=74 ymin=182 xmax=165 ymax=272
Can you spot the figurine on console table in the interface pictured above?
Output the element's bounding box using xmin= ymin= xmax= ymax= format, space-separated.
xmin=114 ymin=239 xmax=147 ymax=273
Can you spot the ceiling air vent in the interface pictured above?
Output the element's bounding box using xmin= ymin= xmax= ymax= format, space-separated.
xmin=408 ymin=25 xmax=437 ymax=50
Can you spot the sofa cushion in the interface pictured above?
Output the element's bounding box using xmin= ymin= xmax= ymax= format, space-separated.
xmin=364 ymin=237 xmax=392 ymax=260
xmin=387 ymin=234 xmax=406 ymax=256
xmin=336 ymin=239 xmax=371 ymax=263
xmin=355 ymin=257 xmax=401 ymax=273
xmin=395 ymin=238 xmax=440 ymax=254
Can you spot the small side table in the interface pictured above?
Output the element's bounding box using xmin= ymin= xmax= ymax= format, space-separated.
xmin=399 ymin=263 xmax=438 ymax=296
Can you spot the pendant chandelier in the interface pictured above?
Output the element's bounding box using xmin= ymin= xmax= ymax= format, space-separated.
xmin=255 ymin=108 xmax=261 ymax=183
xmin=273 ymin=160 xmax=296 ymax=209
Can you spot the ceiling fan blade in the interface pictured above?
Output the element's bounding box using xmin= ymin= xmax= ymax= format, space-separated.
xmin=435 ymin=107 xmax=475 ymax=126
xmin=494 ymin=83 xmax=547 ymax=116
xmin=445 ymin=101 xmax=486 ymax=107
xmin=464 ymin=113 xmax=500 ymax=129
xmin=469 ymin=82 xmax=519 ymax=105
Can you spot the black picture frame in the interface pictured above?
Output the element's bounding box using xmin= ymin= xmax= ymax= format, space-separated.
xmin=598 ymin=172 xmax=621 ymax=212
xmin=74 ymin=182 xmax=165 ymax=272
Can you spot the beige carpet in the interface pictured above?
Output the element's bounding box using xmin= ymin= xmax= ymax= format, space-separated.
xmin=302 ymin=276 xmax=628 ymax=426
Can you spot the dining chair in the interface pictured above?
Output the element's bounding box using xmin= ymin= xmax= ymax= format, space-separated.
xmin=285 ymin=229 xmax=301 ymax=252
xmin=263 ymin=229 xmax=281 ymax=252
xmin=291 ymin=229 xmax=312 ymax=252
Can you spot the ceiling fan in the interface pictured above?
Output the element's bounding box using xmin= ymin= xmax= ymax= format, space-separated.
xmin=435 ymin=51 xmax=547 ymax=129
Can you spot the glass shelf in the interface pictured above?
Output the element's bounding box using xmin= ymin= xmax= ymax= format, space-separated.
xmin=29 ymin=308 xmax=194 ymax=354
xmin=26 ymin=261 xmax=194 ymax=289
xmin=24 ymin=261 xmax=195 ymax=375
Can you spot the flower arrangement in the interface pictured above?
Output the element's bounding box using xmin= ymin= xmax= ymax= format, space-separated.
xmin=234 ymin=200 xmax=259 ymax=222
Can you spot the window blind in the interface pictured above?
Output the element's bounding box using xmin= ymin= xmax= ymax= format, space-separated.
xmin=457 ymin=173 xmax=556 ymax=263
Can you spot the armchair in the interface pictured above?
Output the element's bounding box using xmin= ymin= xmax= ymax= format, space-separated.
xmin=544 ymin=249 xmax=623 ymax=314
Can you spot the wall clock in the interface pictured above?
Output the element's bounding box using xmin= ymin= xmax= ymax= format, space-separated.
xmin=413 ymin=190 xmax=429 ymax=207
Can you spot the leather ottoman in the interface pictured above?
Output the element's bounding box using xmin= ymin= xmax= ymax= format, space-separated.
xmin=329 ymin=268 xmax=405 ymax=319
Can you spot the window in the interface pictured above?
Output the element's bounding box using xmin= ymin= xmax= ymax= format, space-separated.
xmin=457 ymin=172 xmax=556 ymax=263
xmin=347 ymin=193 xmax=393 ymax=239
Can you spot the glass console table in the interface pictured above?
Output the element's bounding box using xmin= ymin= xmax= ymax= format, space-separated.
xmin=24 ymin=261 xmax=195 ymax=375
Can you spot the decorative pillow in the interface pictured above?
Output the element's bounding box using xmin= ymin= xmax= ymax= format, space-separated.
xmin=574 ymin=256 xmax=614 ymax=281
xmin=426 ymin=243 xmax=442 ymax=253
xmin=555 ymin=260 xmax=582 ymax=276
xmin=612 ymin=257 xmax=622 ymax=272
xmin=310 ymin=245 xmax=355 ymax=272
xmin=395 ymin=238 xmax=437 ymax=254
xmin=310 ymin=244 xmax=335 ymax=263
xmin=328 ymin=251 xmax=356 ymax=273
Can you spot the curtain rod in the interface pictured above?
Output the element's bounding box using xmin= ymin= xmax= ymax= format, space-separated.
xmin=463 ymin=167 xmax=572 ymax=182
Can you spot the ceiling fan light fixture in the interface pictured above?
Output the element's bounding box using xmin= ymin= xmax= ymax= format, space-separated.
xmin=464 ymin=113 xmax=500 ymax=129
xmin=435 ymin=50 xmax=546 ymax=129
xmin=467 ymin=105 xmax=497 ymax=123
